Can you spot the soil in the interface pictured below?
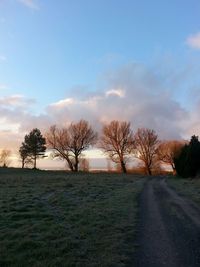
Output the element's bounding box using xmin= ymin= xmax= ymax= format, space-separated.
xmin=134 ymin=177 xmax=200 ymax=267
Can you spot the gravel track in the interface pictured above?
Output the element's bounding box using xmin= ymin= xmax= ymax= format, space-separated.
xmin=134 ymin=177 xmax=200 ymax=267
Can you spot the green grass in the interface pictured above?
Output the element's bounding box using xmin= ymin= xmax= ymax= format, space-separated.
xmin=167 ymin=176 xmax=200 ymax=205
xmin=0 ymin=168 xmax=145 ymax=267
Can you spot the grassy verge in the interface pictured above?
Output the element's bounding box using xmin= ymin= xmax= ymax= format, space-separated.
xmin=167 ymin=176 xmax=200 ymax=205
xmin=0 ymin=169 xmax=145 ymax=267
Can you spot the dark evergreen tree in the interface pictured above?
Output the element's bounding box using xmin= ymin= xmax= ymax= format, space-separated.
xmin=189 ymin=135 xmax=200 ymax=177
xmin=174 ymin=135 xmax=200 ymax=178
xmin=174 ymin=144 xmax=190 ymax=178
xmin=20 ymin=128 xmax=46 ymax=169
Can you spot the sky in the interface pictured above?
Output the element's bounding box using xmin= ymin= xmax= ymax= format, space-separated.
xmin=0 ymin=0 xmax=200 ymax=169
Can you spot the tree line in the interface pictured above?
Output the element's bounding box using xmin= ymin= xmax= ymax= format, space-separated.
xmin=1 ymin=119 xmax=198 ymax=177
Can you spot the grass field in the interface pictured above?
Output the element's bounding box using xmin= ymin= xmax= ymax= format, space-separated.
xmin=167 ymin=176 xmax=200 ymax=205
xmin=0 ymin=168 xmax=145 ymax=267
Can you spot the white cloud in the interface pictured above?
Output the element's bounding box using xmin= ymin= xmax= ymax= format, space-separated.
xmin=50 ymin=98 xmax=75 ymax=109
xmin=0 ymin=94 xmax=51 ymax=153
xmin=106 ymin=89 xmax=125 ymax=98
xmin=186 ymin=32 xmax=200 ymax=49
xmin=18 ymin=0 xmax=39 ymax=10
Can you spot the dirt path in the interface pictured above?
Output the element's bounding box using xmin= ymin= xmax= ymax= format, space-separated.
xmin=134 ymin=177 xmax=200 ymax=267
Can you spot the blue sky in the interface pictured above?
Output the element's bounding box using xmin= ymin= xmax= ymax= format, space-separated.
xmin=1 ymin=0 xmax=200 ymax=106
xmin=0 ymin=0 xmax=200 ymax=168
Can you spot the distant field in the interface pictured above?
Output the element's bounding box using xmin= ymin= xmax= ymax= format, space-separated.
xmin=167 ymin=176 xmax=200 ymax=205
xmin=0 ymin=168 xmax=145 ymax=267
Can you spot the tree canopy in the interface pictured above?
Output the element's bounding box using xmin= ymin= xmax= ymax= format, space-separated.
xmin=100 ymin=120 xmax=134 ymax=173
xmin=46 ymin=120 xmax=97 ymax=172
xmin=20 ymin=128 xmax=46 ymax=169
xmin=134 ymin=128 xmax=159 ymax=175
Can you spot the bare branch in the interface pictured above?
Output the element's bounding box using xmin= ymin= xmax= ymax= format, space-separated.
xmin=134 ymin=128 xmax=159 ymax=175
xmin=46 ymin=120 xmax=97 ymax=172
xmin=0 ymin=149 xmax=12 ymax=167
xmin=157 ymin=140 xmax=185 ymax=173
xmin=100 ymin=120 xmax=134 ymax=173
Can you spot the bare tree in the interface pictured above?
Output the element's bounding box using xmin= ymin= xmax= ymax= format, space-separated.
xmin=100 ymin=120 xmax=134 ymax=173
xmin=0 ymin=149 xmax=11 ymax=167
xmin=157 ymin=140 xmax=185 ymax=174
xmin=46 ymin=120 xmax=97 ymax=172
xmin=134 ymin=128 xmax=159 ymax=175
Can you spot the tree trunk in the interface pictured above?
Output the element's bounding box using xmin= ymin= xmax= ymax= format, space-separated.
xmin=172 ymin=164 xmax=177 ymax=175
xmin=22 ymin=159 xmax=24 ymax=168
xmin=67 ymin=161 xmax=74 ymax=171
xmin=74 ymin=155 xmax=79 ymax=172
xmin=120 ymin=161 xmax=127 ymax=173
xmin=66 ymin=158 xmax=74 ymax=171
xmin=146 ymin=165 xmax=152 ymax=175
xmin=34 ymin=155 xmax=37 ymax=169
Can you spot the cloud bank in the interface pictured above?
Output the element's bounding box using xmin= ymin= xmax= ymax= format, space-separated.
xmin=47 ymin=63 xmax=190 ymax=140
xmin=0 ymin=63 xmax=199 ymax=159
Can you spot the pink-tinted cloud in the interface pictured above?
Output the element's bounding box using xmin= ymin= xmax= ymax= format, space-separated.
xmin=186 ymin=32 xmax=200 ymax=50
xmin=0 ymin=95 xmax=35 ymax=108
xmin=47 ymin=63 xmax=188 ymax=139
xmin=0 ymin=63 xmax=199 ymax=165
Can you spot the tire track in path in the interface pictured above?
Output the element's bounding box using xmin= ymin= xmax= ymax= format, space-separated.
xmin=134 ymin=177 xmax=200 ymax=267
